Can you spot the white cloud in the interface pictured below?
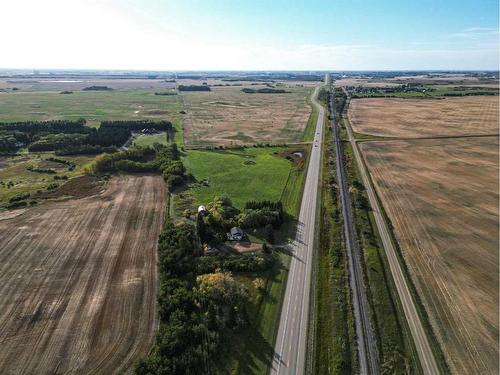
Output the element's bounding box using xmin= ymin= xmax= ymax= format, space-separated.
xmin=446 ymin=26 xmax=500 ymax=40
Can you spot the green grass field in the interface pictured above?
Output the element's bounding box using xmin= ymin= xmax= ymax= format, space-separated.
xmin=181 ymin=147 xmax=292 ymax=210
xmin=0 ymin=89 xmax=183 ymax=129
xmin=132 ymin=132 xmax=169 ymax=147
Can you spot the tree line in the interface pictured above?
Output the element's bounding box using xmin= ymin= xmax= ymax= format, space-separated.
xmin=241 ymin=87 xmax=289 ymax=94
xmin=90 ymin=143 xmax=185 ymax=189
xmin=178 ymin=85 xmax=211 ymax=91
xmin=0 ymin=119 xmax=174 ymax=154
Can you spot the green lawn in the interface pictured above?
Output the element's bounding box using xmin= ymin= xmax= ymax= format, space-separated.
xmin=132 ymin=132 xmax=169 ymax=147
xmin=181 ymin=147 xmax=292 ymax=210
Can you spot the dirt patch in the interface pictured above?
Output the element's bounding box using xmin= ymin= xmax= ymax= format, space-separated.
xmin=278 ymin=147 xmax=307 ymax=168
xmin=0 ymin=175 xmax=165 ymax=374
xmin=360 ymin=137 xmax=499 ymax=374
xmin=0 ymin=208 xmax=26 ymax=221
xmin=233 ymin=242 xmax=262 ymax=253
xmin=348 ymin=96 xmax=499 ymax=138
xmin=37 ymin=159 xmax=68 ymax=170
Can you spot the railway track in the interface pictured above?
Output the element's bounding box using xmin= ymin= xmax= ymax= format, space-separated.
xmin=328 ymin=85 xmax=380 ymax=375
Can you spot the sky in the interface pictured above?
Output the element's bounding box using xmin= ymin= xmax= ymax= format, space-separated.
xmin=1 ymin=0 xmax=499 ymax=71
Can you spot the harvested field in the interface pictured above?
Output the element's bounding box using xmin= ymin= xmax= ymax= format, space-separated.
xmin=349 ymin=96 xmax=499 ymax=137
xmin=181 ymin=85 xmax=313 ymax=146
xmin=360 ymin=137 xmax=499 ymax=374
xmin=335 ymin=75 xmax=499 ymax=88
xmin=0 ymin=175 xmax=165 ymax=374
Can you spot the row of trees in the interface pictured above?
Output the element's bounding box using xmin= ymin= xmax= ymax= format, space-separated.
xmin=241 ymin=87 xmax=289 ymax=94
xmin=28 ymin=133 xmax=88 ymax=151
xmin=55 ymin=145 xmax=117 ymax=155
xmin=0 ymin=119 xmax=174 ymax=154
xmin=90 ymin=144 xmax=185 ymax=189
xmin=0 ymin=119 xmax=87 ymax=134
xmin=100 ymin=120 xmax=173 ymax=132
xmin=178 ymin=85 xmax=211 ymax=91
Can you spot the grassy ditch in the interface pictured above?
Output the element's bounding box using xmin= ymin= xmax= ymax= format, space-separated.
xmin=302 ymin=87 xmax=322 ymax=142
xmin=313 ymin=130 xmax=358 ymax=374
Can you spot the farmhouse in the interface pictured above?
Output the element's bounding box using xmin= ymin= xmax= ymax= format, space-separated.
xmin=227 ymin=227 xmax=244 ymax=241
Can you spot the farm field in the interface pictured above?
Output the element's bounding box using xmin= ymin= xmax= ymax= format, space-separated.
xmin=0 ymin=175 xmax=165 ymax=374
xmin=0 ymin=78 xmax=177 ymax=91
xmin=335 ymin=74 xmax=499 ymax=88
xmin=0 ymin=89 xmax=182 ymax=128
xmin=348 ymin=96 xmax=499 ymax=138
xmin=181 ymin=84 xmax=314 ymax=146
xmin=360 ymin=137 xmax=499 ymax=374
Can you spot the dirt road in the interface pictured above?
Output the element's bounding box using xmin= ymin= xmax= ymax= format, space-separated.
xmin=0 ymin=175 xmax=165 ymax=374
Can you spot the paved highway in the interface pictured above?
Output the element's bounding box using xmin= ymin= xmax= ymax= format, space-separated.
xmin=270 ymin=80 xmax=325 ymax=375
xmin=329 ymin=87 xmax=380 ymax=375
xmin=341 ymin=88 xmax=440 ymax=374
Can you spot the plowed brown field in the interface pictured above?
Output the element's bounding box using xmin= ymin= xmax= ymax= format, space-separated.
xmin=349 ymin=96 xmax=499 ymax=138
xmin=360 ymin=137 xmax=499 ymax=374
xmin=0 ymin=175 xmax=165 ymax=374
